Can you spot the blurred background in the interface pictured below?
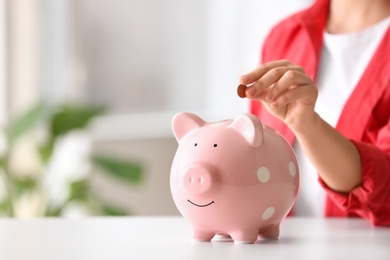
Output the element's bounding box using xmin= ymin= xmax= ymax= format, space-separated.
xmin=0 ymin=0 xmax=313 ymax=218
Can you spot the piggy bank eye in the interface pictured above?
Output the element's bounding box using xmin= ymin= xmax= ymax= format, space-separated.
xmin=194 ymin=143 xmax=198 ymax=147
xmin=213 ymin=144 xmax=218 ymax=147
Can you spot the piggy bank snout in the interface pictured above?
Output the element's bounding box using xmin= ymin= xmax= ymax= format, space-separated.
xmin=183 ymin=165 xmax=215 ymax=196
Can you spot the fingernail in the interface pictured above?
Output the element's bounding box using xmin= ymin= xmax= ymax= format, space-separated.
xmin=266 ymin=92 xmax=273 ymax=101
xmin=246 ymin=87 xmax=256 ymax=97
xmin=271 ymin=101 xmax=279 ymax=108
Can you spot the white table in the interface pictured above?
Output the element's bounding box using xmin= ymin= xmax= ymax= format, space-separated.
xmin=0 ymin=216 xmax=389 ymax=260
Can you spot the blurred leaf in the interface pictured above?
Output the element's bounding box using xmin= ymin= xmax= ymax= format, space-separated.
xmin=0 ymin=156 xmax=6 ymax=170
xmin=45 ymin=205 xmax=64 ymax=217
xmin=100 ymin=203 xmax=128 ymax=216
xmin=68 ymin=179 xmax=89 ymax=201
xmin=91 ymin=155 xmax=143 ymax=184
xmin=6 ymin=102 xmax=48 ymax=142
xmin=12 ymin=177 xmax=38 ymax=196
xmin=0 ymin=199 xmax=11 ymax=215
xmin=50 ymin=105 xmax=105 ymax=137
xmin=38 ymin=138 xmax=55 ymax=164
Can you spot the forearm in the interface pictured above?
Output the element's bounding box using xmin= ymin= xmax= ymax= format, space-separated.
xmin=291 ymin=112 xmax=362 ymax=193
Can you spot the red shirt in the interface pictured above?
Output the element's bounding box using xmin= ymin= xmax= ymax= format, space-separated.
xmin=250 ymin=0 xmax=390 ymax=226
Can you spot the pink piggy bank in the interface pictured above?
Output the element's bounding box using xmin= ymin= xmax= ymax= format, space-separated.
xmin=170 ymin=112 xmax=299 ymax=243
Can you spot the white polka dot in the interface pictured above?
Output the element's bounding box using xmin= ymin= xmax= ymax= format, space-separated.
xmin=209 ymin=121 xmax=227 ymax=127
xmin=257 ymin=167 xmax=270 ymax=183
xmin=289 ymin=161 xmax=296 ymax=177
xmin=262 ymin=207 xmax=275 ymax=220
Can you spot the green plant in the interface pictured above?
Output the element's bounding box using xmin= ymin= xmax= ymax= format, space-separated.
xmin=0 ymin=102 xmax=143 ymax=218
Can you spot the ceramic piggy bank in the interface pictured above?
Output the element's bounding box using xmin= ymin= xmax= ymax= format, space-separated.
xmin=170 ymin=112 xmax=299 ymax=243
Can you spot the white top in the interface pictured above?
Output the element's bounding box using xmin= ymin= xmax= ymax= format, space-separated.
xmin=0 ymin=216 xmax=389 ymax=260
xmin=294 ymin=17 xmax=390 ymax=216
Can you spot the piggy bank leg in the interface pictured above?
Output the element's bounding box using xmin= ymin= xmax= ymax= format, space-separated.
xmin=258 ymin=224 xmax=280 ymax=240
xmin=230 ymin=229 xmax=259 ymax=244
xmin=192 ymin=229 xmax=215 ymax=242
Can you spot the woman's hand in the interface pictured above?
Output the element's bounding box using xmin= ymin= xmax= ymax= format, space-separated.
xmin=240 ymin=60 xmax=318 ymax=133
xmin=240 ymin=60 xmax=362 ymax=193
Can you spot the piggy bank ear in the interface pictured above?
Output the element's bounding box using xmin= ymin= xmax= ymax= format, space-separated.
xmin=229 ymin=114 xmax=263 ymax=147
xmin=172 ymin=112 xmax=206 ymax=142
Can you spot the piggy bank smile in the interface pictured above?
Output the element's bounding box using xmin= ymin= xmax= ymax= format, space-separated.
xmin=188 ymin=199 xmax=215 ymax=208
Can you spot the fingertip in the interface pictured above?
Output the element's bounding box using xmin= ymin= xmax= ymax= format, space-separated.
xmin=239 ymin=75 xmax=249 ymax=84
xmin=245 ymin=86 xmax=256 ymax=97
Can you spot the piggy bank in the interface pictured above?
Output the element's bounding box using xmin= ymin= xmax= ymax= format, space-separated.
xmin=170 ymin=112 xmax=299 ymax=243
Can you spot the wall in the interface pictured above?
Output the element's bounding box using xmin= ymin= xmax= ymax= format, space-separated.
xmin=85 ymin=0 xmax=314 ymax=215
xmin=0 ymin=0 xmax=5 ymax=125
xmin=3 ymin=0 xmax=315 ymax=216
xmin=68 ymin=0 xmax=314 ymax=121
